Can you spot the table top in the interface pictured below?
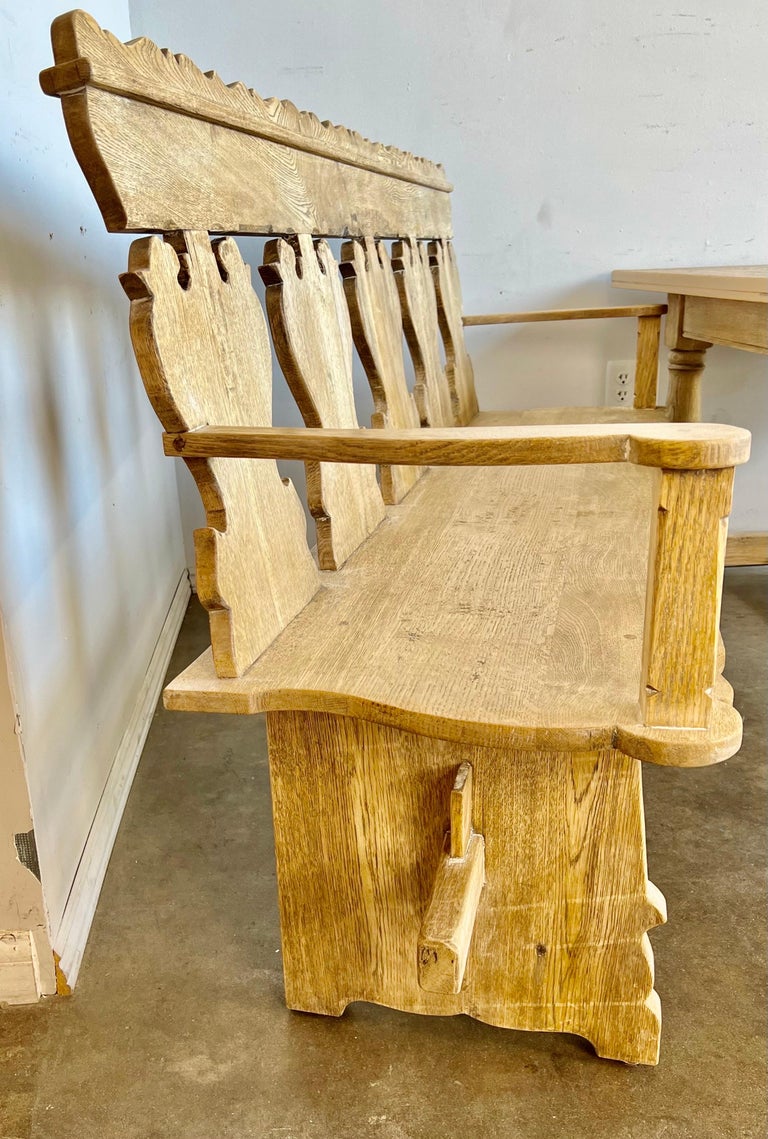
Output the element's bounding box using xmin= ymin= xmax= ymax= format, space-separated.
xmin=611 ymin=266 xmax=767 ymax=303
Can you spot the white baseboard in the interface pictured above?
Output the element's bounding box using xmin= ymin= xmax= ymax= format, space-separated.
xmin=54 ymin=570 xmax=191 ymax=987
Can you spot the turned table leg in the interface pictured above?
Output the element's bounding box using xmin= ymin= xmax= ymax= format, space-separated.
xmin=665 ymin=295 xmax=712 ymax=422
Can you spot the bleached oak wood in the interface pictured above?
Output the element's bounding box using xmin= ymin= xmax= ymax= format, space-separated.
xmin=428 ymin=240 xmax=479 ymax=424
xmin=339 ymin=237 xmax=423 ymax=504
xmin=611 ymin=266 xmax=768 ymax=304
xmin=392 ymin=238 xmax=455 ymax=426
xmin=682 ymin=296 xmax=768 ymax=355
xmin=163 ymin=421 xmax=751 ymax=471
xmin=419 ymin=762 xmax=484 ymax=994
xmin=471 ymin=405 xmax=671 ymax=425
xmin=725 ymin=532 xmax=768 ymax=567
xmin=260 ymin=235 xmax=385 ymax=569
xmin=642 ymin=468 xmax=733 ymax=728
xmin=43 ymin=15 xmax=753 ymax=1062
xmin=120 ymin=231 xmax=317 ymax=677
xmin=268 ymin=711 xmax=667 ymax=1064
xmin=634 ymin=315 xmax=662 ymax=409
xmin=450 ymin=762 xmax=473 ymax=859
xmin=40 ymin=11 xmax=452 ymax=237
xmin=418 ymin=831 xmax=485 ymax=995
xmin=164 ymin=463 xmax=742 ymax=769
xmin=614 ymin=266 xmax=767 ymax=563
xmin=462 ymin=305 xmax=667 ymax=325
xmin=663 ymin=295 xmax=712 ymax=423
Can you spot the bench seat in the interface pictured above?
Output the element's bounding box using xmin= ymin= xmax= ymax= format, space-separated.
xmin=471 ymin=405 xmax=670 ymax=426
xmin=166 ymin=462 xmax=738 ymax=766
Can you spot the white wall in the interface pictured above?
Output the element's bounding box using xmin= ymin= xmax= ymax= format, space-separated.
xmin=0 ymin=0 xmax=187 ymax=976
xmin=130 ymin=0 xmax=767 ymax=536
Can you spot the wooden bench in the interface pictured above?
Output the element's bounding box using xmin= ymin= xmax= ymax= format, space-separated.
xmin=42 ymin=11 xmax=751 ymax=1065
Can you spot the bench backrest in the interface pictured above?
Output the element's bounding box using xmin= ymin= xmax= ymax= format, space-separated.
xmin=41 ymin=9 xmax=480 ymax=673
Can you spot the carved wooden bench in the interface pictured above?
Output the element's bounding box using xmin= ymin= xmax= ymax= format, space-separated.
xmin=42 ymin=11 xmax=750 ymax=1065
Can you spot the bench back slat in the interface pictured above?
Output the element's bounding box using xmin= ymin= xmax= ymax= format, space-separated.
xmin=429 ymin=240 xmax=480 ymax=425
xmin=392 ymin=239 xmax=455 ymax=428
xmin=41 ymin=9 xmax=453 ymax=238
xmin=121 ymin=231 xmax=318 ymax=676
xmin=340 ymin=237 xmax=424 ymax=504
xmin=261 ymin=236 xmax=386 ymax=569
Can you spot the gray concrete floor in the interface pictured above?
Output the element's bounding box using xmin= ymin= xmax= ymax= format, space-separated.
xmin=2 ymin=568 xmax=766 ymax=1139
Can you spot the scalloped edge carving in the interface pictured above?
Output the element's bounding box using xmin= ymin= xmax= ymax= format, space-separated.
xmin=41 ymin=9 xmax=452 ymax=193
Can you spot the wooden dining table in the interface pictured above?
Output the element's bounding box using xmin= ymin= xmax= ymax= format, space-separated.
xmin=612 ymin=266 xmax=768 ymax=567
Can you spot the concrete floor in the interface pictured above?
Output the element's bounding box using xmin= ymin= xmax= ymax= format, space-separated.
xmin=1 ymin=568 xmax=766 ymax=1139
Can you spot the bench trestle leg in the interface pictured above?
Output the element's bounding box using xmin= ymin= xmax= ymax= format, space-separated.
xmin=266 ymin=711 xmax=666 ymax=1064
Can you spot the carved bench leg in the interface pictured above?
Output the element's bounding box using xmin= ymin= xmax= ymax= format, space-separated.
xmin=266 ymin=711 xmax=667 ymax=1064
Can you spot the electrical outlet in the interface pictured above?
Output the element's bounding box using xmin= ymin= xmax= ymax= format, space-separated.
xmin=605 ymin=360 xmax=635 ymax=406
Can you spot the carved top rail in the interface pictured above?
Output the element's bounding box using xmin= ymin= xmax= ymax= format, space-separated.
xmin=40 ymin=9 xmax=453 ymax=237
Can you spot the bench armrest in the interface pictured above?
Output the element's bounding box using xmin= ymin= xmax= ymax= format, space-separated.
xmin=462 ymin=305 xmax=667 ymax=326
xmin=164 ymin=423 xmax=749 ymax=471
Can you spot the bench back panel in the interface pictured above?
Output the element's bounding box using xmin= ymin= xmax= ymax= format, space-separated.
xmin=262 ymin=236 xmax=386 ymax=569
xmin=41 ymin=10 xmax=453 ymax=239
xmin=340 ymin=238 xmax=424 ymax=504
xmin=122 ymin=231 xmax=318 ymax=676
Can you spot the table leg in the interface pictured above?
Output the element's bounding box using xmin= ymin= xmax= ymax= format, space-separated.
xmin=665 ymin=294 xmax=711 ymax=422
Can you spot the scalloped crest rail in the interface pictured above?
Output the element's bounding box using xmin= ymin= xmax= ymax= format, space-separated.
xmin=39 ymin=9 xmax=452 ymax=236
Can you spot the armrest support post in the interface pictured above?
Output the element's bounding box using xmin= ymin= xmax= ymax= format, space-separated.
xmin=641 ymin=467 xmax=734 ymax=728
xmin=634 ymin=315 xmax=662 ymax=409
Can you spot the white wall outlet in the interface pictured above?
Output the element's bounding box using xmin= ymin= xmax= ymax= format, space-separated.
xmin=605 ymin=360 xmax=635 ymax=406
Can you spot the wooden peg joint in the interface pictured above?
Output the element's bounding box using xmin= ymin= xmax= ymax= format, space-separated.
xmin=418 ymin=763 xmax=485 ymax=994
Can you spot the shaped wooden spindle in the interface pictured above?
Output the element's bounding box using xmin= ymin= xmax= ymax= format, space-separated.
xmin=428 ymin=239 xmax=479 ymax=425
xmin=340 ymin=236 xmax=424 ymax=504
xmin=392 ymin=237 xmax=455 ymax=427
xmin=261 ymin=235 xmax=386 ymax=570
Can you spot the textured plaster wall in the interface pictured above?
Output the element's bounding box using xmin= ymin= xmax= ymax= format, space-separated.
xmin=129 ymin=0 xmax=766 ymax=544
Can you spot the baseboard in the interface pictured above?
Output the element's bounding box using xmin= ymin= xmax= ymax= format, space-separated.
xmin=53 ymin=570 xmax=191 ymax=987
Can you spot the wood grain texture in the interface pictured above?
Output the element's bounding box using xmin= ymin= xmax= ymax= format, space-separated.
xmin=428 ymin=240 xmax=479 ymax=424
xmin=463 ymin=305 xmax=667 ymax=325
xmin=642 ymin=468 xmax=734 ymax=728
xmin=471 ymin=406 xmax=671 ymax=425
xmin=682 ymin=296 xmax=768 ymax=354
xmin=725 ymin=531 xmax=768 ymax=567
xmin=634 ymin=315 xmax=661 ymax=409
xmin=392 ymin=238 xmax=455 ymax=426
xmin=663 ymin=295 xmax=711 ymax=422
xmin=261 ymin=235 xmax=385 ymax=569
xmin=267 ymin=711 xmax=667 ymax=1064
xmin=339 ymin=237 xmax=423 ymax=504
xmin=418 ymin=831 xmax=485 ymax=994
xmin=120 ymin=231 xmax=317 ymax=676
xmin=612 ymin=265 xmax=768 ymax=303
xmin=164 ymin=421 xmax=751 ymax=471
xmin=165 ymin=464 xmax=742 ymax=768
xmin=450 ymin=762 xmax=473 ymax=859
xmin=40 ymin=11 xmax=452 ymax=237
xmin=419 ymin=761 xmax=484 ymax=993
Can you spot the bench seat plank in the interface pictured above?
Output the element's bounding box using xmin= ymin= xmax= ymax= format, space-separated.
xmin=165 ymin=463 xmax=738 ymax=764
xmin=472 ymin=406 xmax=670 ymax=426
